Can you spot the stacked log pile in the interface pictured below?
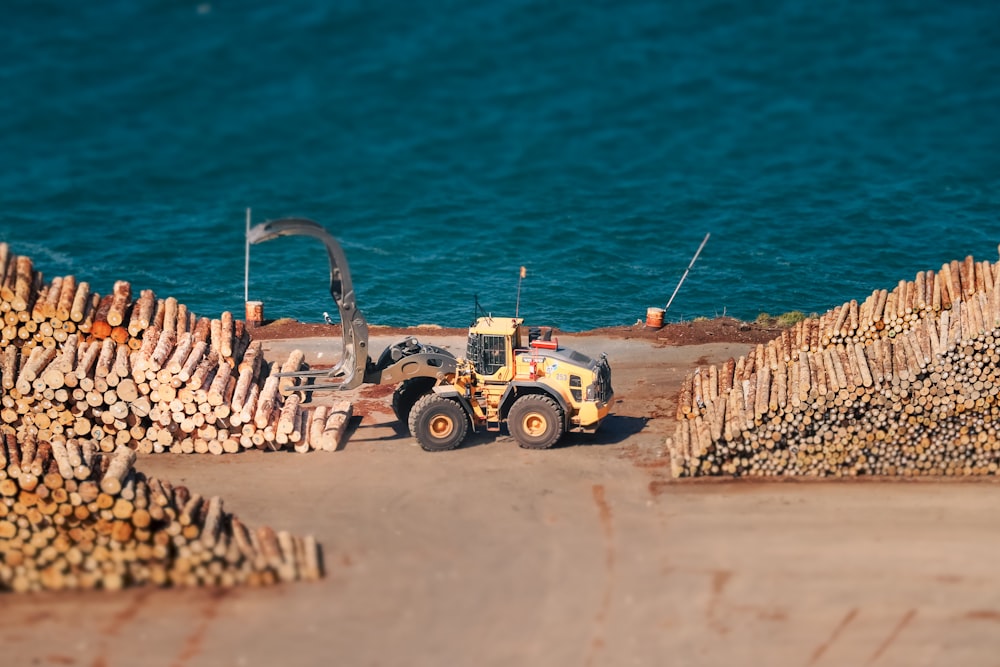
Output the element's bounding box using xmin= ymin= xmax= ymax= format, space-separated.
xmin=671 ymin=253 xmax=1000 ymax=477
xmin=0 ymin=435 xmax=322 ymax=592
xmin=0 ymin=243 xmax=344 ymax=592
xmin=0 ymin=243 xmax=353 ymax=455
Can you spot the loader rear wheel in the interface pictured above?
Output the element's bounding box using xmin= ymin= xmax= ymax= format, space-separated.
xmin=508 ymin=394 xmax=564 ymax=450
xmin=392 ymin=377 xmax=436 ymax=429
xmin=408 ymin=394 xmax=468 ymax=452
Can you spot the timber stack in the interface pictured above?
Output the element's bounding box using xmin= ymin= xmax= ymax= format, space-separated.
xmin=0 ymin=435 xmax=322 ymax=592
xmin=0 ymin=243 xmax=352 ymax=455
xmin=671 ymin=251 xmax=1000 ymax=477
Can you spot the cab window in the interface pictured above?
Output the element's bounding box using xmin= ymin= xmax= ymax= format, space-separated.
xmin=468 ymin=333 xmax=507 ymax=375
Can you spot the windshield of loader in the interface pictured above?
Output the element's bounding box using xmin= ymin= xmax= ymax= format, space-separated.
xmin=467 ymin=333 xmax=507 ymax=376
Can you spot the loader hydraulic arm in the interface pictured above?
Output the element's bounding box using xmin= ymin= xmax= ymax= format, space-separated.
xmin=247 ymin=217 xmax=371 ymax=390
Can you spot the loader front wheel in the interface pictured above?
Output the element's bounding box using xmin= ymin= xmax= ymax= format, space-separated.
xmin=508 ymin=394 xmax=564 ymax=450
xmin=408 ymin=395 xmax=468 ymax=452
xmin=392 ymin=377 xmax=437 ymax=429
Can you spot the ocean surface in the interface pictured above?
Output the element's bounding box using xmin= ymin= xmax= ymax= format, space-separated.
xmin=1 ymin=1 xmax=998 ymax=331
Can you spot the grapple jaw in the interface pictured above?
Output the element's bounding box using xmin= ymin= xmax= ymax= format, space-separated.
xmin=248 ymin=217 xmax=370 ymax=392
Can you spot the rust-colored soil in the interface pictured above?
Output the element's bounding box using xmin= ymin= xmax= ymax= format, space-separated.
xmin=248 ymin=320 xmax=465 ymax=341
xmin=579 ymin=316 xmax=784 ymax=346
xmin=248 ymin=316 xmax=784 ymax=347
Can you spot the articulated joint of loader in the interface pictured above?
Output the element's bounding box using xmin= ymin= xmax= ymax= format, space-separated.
xmin=368 ymin=338 xmax=458 ymax=385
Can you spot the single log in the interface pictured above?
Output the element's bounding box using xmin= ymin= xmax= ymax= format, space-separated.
xmin=74 ymin=339 xmax=101 ymax=381
xmin=94 ymin=337 xmax=117 ymax=378
xmin=162 ymin=296 xmax=178 ymax=333
xmin=100 ymin=446 xmax=137 ymax=495
xmin=961 ymin=255 xmax=976 ymax=297
xmin=177 ymin=340 xmax=207 ymax=384
xmin=2 ymin=344 xmax=19 ymax=390
xmin=69 ymin=281 xmax=91 ymax=323
xmin=149 ymin=328 xmax=177 ymax=372
xmin=42 ymin=276 xmax=62 ymax=319
xmin=51 ymin=274 xmax=76 ymax=322
xmin=220 ymin=311 xmax=234 ymax=361
xmin=207 ymin=362 xmax=233 ymax=407
xmin=278 ymin=350 xmax=305 ymax=395
xmin=254 ymin=376 xmax=281 ymax=429
xmin=0 ymin=243 xmax=9 ymax=292
xmin=127 ymin=289 xmax=157 ymax=337
xmin=277 ymin=393 xmax=301 ymax=437
xmin=188 ymin=350 xmax=219 ymax=394
xmin=192 ymin=317 xmax=212 ymax=344
xmin=77 ymin=292 xmax=101 ymax=334
xmin=200 ymin=496 xmax=224 ymax=548
xmin=12 ymin=255 xmax=36 ymax=312
xmin=113 ymin=342 xmax=131 ymax=381
xmin=165 ymin=332 xmax=193 ymax=375
xmin=319 ymin=401 xmax=353 ymax=451
xmin=90 ymin=295 xmax=115 ymax=340
xmin=236 ymin=382 xmax=260 ymax=427
xmin=176 ymin=303 xmax=191 ymax=334
xmin=231 ymin=367 xmax=255 ymax=415
xmin=940 ymin=263 xmax=956 ymax=310
xmin=132 ymin=325 xmax=162 ymax=376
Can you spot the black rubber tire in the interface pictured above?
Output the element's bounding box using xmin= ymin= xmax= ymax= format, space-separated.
xmin=408 ymin=394 xmax=469 ymax=452
xmin=391 ymin=377 xmax=437 ymax=429
xmin=508 ymin=394 xmax=564 ymax=450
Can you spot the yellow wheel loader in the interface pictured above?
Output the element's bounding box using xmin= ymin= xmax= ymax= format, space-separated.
xmin=248 ymin=218 xmax=613 ymax=451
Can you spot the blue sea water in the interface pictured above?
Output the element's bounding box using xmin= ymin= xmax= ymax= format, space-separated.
xmin=1 ymin=1 xmax=998 ymax=331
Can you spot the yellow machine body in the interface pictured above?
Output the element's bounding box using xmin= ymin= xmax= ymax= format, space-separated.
xmin=446 ymin=316 xmax=614 ymax=435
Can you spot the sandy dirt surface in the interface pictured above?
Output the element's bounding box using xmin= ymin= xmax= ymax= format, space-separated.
xmin=3 ymin=321 xmax=1000 ymax=667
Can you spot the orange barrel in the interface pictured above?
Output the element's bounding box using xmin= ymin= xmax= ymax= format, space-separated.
xmin=245 ymin=300 xmax=264 ymax=327
xmin=645 ymin=307 xmax=664 ymax=329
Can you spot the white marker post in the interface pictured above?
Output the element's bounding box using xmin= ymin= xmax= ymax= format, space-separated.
xmin=242 ymin=208 xmax=264 ymax=326
xmin=244 ymin=207 xmax=251 ymax=303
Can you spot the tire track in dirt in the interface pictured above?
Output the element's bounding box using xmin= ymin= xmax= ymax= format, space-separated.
xmin=807 ymin=607 xmax=858 ymax=665
xmin=584 ymin=484 xmax=615 ymax=667
xmin=170 ymin=589 xmax=230 ymax=667
xmin=867 ymin=609 xmax=916 ymax=665
xmin=90 ymin=587 xmax=155 ymax=667
xmin=706 ymin=570 xmax=733 ymax=635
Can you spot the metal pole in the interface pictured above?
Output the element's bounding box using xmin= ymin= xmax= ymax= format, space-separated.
xmin=244 ymin=207 xmax=251 ymax=303
xmin=515 ymin=266 xmax=526 ymax=317
xmin=664 ymin=232 xmax=710 ymax=313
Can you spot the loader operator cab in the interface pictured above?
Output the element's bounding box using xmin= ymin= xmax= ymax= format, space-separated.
xmin=466 ymin=317 xmax=522 ymax=379
xmin=466 ymin=317 xmax=560 ymax=378
xmin=468 ymin=333 xmax=506 ymax=375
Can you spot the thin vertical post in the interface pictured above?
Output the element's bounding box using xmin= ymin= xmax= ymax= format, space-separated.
xmin=665 ymin=233 xmax=710 ymax=313
xmin=244 ymin=207 xmax=251 ymax=303
xmin=515 ymin=266 xmax=526 ymax=317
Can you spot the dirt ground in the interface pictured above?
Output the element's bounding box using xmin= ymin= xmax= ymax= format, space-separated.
xmin=248 ymin=314 xmax=786 ymax=347
xmin=3 ymin=320 xmax=1000 ymax=667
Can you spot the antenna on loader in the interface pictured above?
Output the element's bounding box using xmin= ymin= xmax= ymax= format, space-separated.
xmin=515 ymin=266 xmax=526 ymax=318
xmin=473 ymin=294 xmax=490 ymax=324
